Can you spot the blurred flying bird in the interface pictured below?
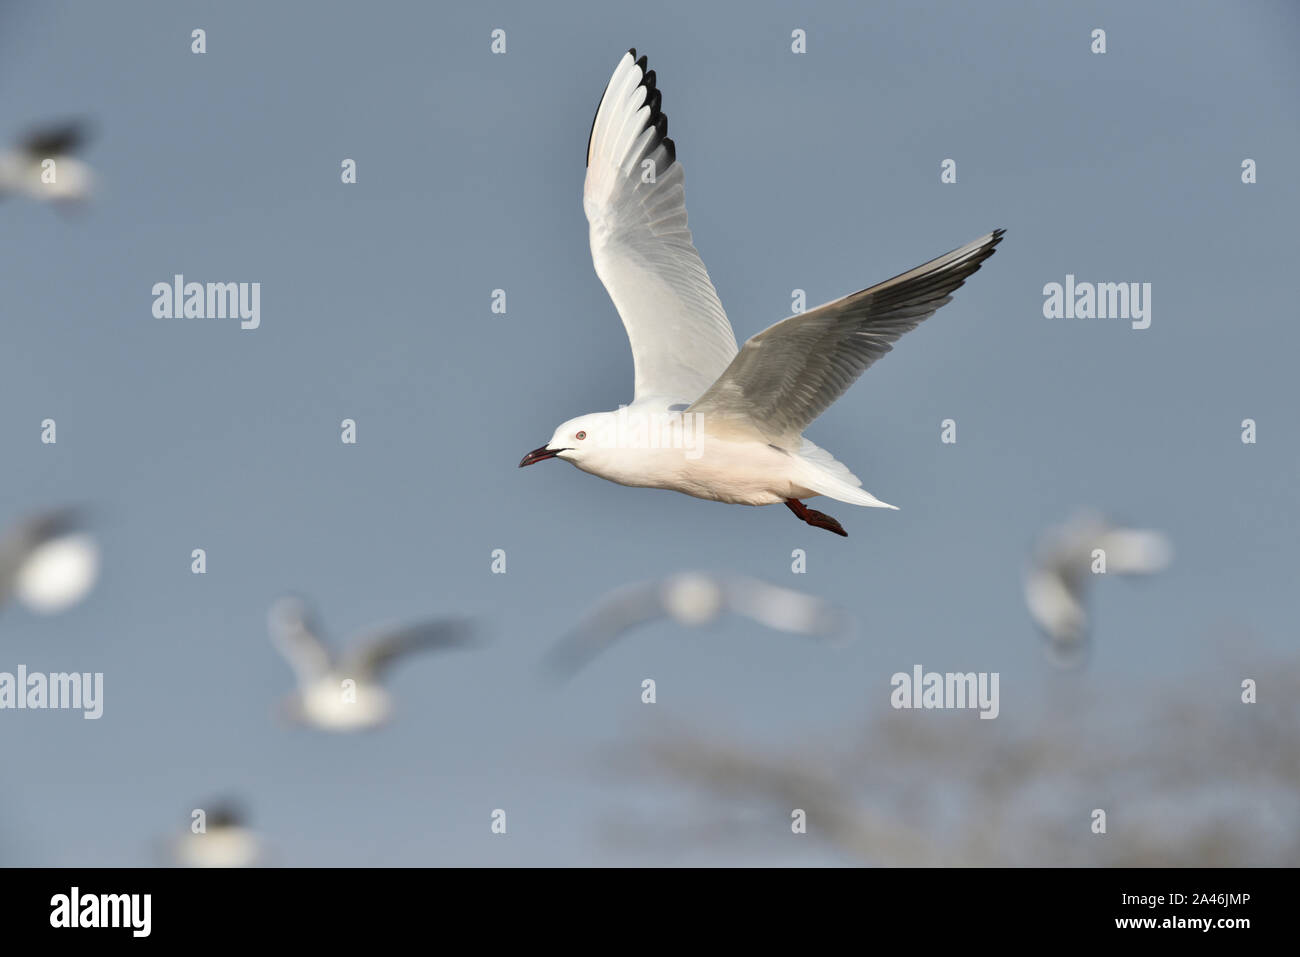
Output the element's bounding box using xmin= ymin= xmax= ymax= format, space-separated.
xmin=170 ymin=800 xmax=261 ymax=868
xmin=1024 ymin=511 xmax=1172 ymax=666
xmin=0 ymin=508 xmax=99 ymax=614
xmin=519 ymin=49 xmax=1003 ymax=536
xmin=0 ymin=121 xmax=92 ymax=204
xmin=545 ymin=571 xmax=852 ymax=677
xmin=269 ymin=596 xmax=476 ymax=731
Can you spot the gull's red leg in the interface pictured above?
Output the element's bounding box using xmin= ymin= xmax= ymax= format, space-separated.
xmin=784 ymin=499 xmax=848 ymax=537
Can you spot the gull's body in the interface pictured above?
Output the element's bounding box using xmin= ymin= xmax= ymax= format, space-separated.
xmin=268 ymin=597 xmax=475 ymax=732
xmin=1024 ymin=512 xmax=1172 ymax=666
xmin=561 ymin=428 xmax=831 ymax=506
xmin=545 ymin=571 xmax=852 ymax=677
xmin=170 ymin=803 xmax=261 ymax=868
xmin=0 ymin=123 xmax=92 ymax=204
xmin=521 ymin=50 xmax=1004 ymax=535
xmin=0 ymin=508 xmax=99 ymax=615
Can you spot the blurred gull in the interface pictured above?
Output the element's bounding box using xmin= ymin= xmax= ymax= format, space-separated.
xmin=545 ymin=572 xmax=852 ymax=677
xmin=0 ymin=508 xmax=99 ymax=614
xmin=269 ymin=596 xmax=475 ymax=732
xmin=0 ymin=121 xmax=92 ymax=204
xmin=520 ymin=49 xmax=1003 ymax=536
xmin=1024 ymin=511 xmax=1172 ymax=666
xmin=170 ymin=801 xmax=261 ymax=868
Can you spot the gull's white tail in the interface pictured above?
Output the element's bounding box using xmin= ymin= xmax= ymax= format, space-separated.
xmin=793 ymin=440 xmax=898 ymax=509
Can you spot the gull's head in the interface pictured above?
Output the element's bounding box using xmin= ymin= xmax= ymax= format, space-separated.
xmin=519 ymin=413 xmax=613 ymax=469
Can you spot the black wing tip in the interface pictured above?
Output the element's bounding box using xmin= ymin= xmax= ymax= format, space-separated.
xmin=588 ymin=48 xmax=677 ymax=170
xmin=645 ymin=87 xmax=663 ymax=123
xmin=27 ymin=506 xmax=89 ymax=541
xmin=636 ymin=55 xmax=672 ymax=165
xmin=959 ymin=228 xmax=1005 ymax=266
xmin=206 ymin=799 xmax=248 ymax=828
xmin=981 ymin=227 xmax=1007 ymax=260
xmin=21 ymin=120 xmax=90 ymax=157
xmin=643 ymin=70 xmax=660 ymax=120
xmin=587 ymin=49 xmax=645 ymax=169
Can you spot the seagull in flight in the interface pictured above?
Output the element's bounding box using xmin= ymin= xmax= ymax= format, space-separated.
xmin=169 ymin=801 xmax=262 ymax=868
xmin=0 ymin=508 xmax=99 ymax=615
xmin=520 ymin=50 xmax=1004 ymax=536
xmin=1024 ymin=512 xmax=1172 ymax=666
xmin=544 ymin=571 xmax=852 ymax=677
xmin=0 ymin=121 xmax=93 ymax=204
xmin=268 ymin=596 xmax=476 ymax=732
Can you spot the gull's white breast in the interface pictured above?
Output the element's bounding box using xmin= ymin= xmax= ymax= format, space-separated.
xmin=174 ymin=828 xmax=261 ymax=868
xmin=577 ymin=429 xmax=816 ymax=506
xmin=300 ymin=678 xmax=392 ymax=731
xmin=14 ymin=533 xmax=100 ymax=613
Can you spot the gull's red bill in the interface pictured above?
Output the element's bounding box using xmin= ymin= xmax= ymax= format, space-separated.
xmin=519 ymin=446 xmax=562 ymax=468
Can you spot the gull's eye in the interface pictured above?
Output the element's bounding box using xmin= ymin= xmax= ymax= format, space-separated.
xmin=575 ymin=431 xmax=587 ymax=440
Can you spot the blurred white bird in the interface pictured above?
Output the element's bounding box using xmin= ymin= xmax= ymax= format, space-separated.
xmin=545 ymin=571 xmax=852 ymax=677
xmin=268 ymin=596 xmax=476 ymax=732
xmin=170 ymin=801 xmax=261 ymax=868
xmin=0 ymin=122 xmax=92 ymax=205
xmin=0 ymin=508 xmax=99 ymax=615
xmin=1024 ymin=512 xmax=1172 ymax=666
xmin=519 ymin=49 xmax=1003 ymax=536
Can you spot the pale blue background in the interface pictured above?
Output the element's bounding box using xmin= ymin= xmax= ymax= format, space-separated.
xmin=0 ymin=0 xmax=1296 ymax=865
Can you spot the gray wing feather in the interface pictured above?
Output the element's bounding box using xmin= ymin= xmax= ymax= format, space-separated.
xmin=720 ymin=575 xmax=853 ymax=640
xmin=345 ymin=618 xmax=477 ymax=679
xmin=689 ymin=230 xmax=1004 ymax=442
xmin=544 ymin=580 xmax=668 ymax=678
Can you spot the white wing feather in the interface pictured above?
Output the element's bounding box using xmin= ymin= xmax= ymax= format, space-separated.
xmin=584 ymin=51 xmax=738 ymax=404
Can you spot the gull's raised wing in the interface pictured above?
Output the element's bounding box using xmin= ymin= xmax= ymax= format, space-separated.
xmin=268 ymin=597 xmax=333 ymax=686
xmin=584 ymin=50 xmax=738 ymax=404
xmin=689 ymin=230 xmax=1005 ymax=443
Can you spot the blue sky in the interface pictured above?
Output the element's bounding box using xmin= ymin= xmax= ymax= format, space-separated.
xmin=0 ymin=0 xmax=1296 ymax=865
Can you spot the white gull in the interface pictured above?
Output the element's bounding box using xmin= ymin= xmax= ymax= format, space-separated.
xmin=520 ymin=50 xmax=1003 ymax=536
